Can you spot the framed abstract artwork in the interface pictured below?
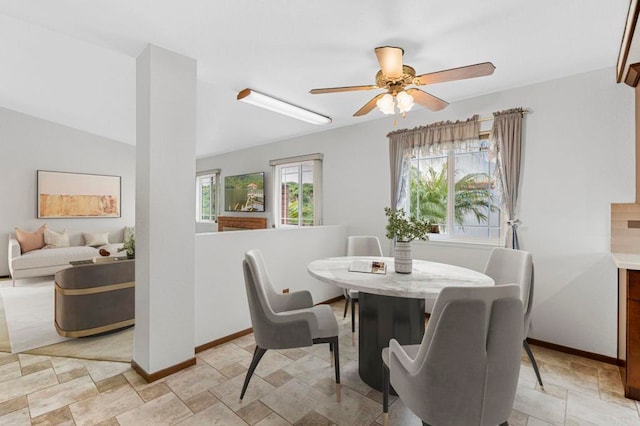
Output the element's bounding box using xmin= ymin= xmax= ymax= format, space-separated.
xmin=37 ymin=170 xmax=121 ymax=218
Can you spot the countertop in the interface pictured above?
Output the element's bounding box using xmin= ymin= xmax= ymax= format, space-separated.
xmin=612 ymin=253 xmax=640 ymax=270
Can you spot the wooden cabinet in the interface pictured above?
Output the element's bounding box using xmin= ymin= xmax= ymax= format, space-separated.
xmin=621 ymin=269 xmax=640 ymax=399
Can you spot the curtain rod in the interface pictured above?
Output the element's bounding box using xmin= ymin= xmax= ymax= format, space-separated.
xmin=478 ymin=109 xmax=529 ymax=122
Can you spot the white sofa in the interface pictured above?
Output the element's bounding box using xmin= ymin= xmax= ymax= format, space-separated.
xmin=8 ymin=230 xmax=125 ymax=284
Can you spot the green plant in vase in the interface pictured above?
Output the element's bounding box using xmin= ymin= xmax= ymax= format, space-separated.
xmin=118 ymin=235 xmax=135 ymax=258
xmin=384 ymin=207 xmax=430 ymax=274
xmin=384 ymin=207 xmax=431 ymax=242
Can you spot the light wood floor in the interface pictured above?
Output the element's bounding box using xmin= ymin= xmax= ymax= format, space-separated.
xmin=0 ymin=301 xmax=635 ymax=425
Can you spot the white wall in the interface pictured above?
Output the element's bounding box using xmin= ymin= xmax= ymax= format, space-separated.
xmin=135 ymin=45 xmax=196 ymax=374
xmin=197 ymin=121 xmax=392 ymax=238
xmin=197 ymin=68 xmax=635 ymax=357
xmin=194 ymin=225 xmax=346 ymax=347
xmin=0 ymin=107 xmax=135 ymax=276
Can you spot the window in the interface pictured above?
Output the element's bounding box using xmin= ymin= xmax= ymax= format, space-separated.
xmin=408 ymin=139 xmax=502 ymax=240
xmin=270 ymin=154 xmax=323 ymax=227
xmin=196 ymin=170 xmax=220 ymax=222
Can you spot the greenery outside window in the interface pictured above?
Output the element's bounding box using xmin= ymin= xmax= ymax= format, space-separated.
xmin=196 ymin=170 xmax=219 ymax=222
xmin=408 ymin=139 xmax=502 ymax=241
xmin=270 ymin=154 xmax=323 ymax=227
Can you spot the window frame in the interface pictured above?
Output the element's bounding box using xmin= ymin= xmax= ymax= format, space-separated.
xmin=196 ymin=170 xmax=220 ymax=223
xmin=407 ymin=134 xmax=504 ymax=244
xmin=270 ymin=154 xmax=323 ymax=228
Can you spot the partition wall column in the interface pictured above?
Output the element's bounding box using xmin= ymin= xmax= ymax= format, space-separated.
xmin=134 ymin=44 xmax=196 ymax=377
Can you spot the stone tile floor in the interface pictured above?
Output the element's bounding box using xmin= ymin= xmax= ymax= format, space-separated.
xmin=0 ymin=302 xmax=636 ymax=425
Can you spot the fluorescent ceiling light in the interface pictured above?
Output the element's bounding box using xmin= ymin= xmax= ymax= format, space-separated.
xmin=237 ymin=88 xmax=332 ymax=125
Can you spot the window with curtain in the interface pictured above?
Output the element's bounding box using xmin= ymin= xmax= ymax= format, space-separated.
xmin=408 ymin=138 xmax=502 ymax=240
xmin=270 ymin=154 xmax=323 ymax=227
xmin=196 ymin=170 xmax=219 ymax=222
xmin=389 ymin=114 xmax=515 ymax=244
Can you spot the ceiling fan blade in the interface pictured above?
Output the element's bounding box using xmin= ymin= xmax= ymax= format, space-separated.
xmin=354 ymin=93 xmax=385 ymax=116
xmin=375 ymin=46 xmax=404 ymax=78
xmin=406 ymin=88 xmax=449 ymax=111
xmin=414 ymin=62 xmax=496 ymax=85
xmin=310 ymin=85 xmax=378 ymax=94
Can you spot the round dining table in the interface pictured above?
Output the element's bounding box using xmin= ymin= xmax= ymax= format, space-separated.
xmin=307 ymin=256 xmax=494 ymax=391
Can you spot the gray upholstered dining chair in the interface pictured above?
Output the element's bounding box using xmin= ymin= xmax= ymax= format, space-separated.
xmin=484 ymin=247 xmax=542 ymax=388
xmin=345 ymin=236 xmax=384 ymax=333
xmin=240 ymin=249 xmax=341 ymax=402
xmin=382 ymin=285 xmax=523 ymax=426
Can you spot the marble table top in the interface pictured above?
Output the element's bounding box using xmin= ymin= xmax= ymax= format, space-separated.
xmin=307 ymin=256 xmax=494 ymax=300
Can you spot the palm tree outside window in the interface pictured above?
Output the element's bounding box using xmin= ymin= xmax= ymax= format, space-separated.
xmin=408 ymin=140 xmax=502 ymax=240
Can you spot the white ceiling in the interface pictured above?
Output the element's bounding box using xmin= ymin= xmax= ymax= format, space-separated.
xmin=0 ymin=0 xmax=629 ymax=157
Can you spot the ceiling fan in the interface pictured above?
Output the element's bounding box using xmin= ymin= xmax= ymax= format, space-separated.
xmin=310 ymin=46 xmax=495 ymax=117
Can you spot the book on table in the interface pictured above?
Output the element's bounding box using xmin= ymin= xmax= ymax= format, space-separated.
xmin=349 ymin=260 xmax=387 ymax=274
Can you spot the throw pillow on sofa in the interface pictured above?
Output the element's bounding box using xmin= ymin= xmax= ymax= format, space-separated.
xmin=44 ymin=228 xmax=70 ymax=248
xmin=83 ymin=231 xmax=109 ymax=247
xmin=15 ymin=224 xmax=47 ymax=253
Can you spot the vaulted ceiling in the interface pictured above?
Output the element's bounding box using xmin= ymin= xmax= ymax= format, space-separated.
xmin=0 ymin=0 xmax=629 ymax=157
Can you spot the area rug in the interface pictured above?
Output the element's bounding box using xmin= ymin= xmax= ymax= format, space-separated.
xmin=0 ymin=279 xmax=68 ymax=352
xmin=0 ymin=278 xmax=133 ymax=362
xmin=0 ymin=288 xmax=12 ymax=353
xmin=26 ymin=326 xmax=133 ymax=362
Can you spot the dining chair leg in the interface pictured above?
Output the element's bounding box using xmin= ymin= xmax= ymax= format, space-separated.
xmin=523 ymin=340 xmax=544 ymax=388
xmin=329 ymin=341 xmax=334 ymax=366
xmin=382 ymin=363 xmax=390 ymax=426
xmin=343 ymin=294 xmax=350 ymax=318
xmin=313 ymin=336 xmax=341 ymax=402
xmin=333 ymin=336 xmax=341 ymax=402
xmin=351 ymin=297 xmax=356 ymax=333
xmin=240 ymin=346 xmax=267 ymax=400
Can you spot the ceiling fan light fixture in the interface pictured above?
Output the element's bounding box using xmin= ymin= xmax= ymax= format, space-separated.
xmin=376 ymin=91 xmax=414 ymax=115
xmin=396 ymin=90 xmax=414 ymax=113
xmin=237 ymin=88 xmax=332 ymax=125
xmin=376 ymin=93 xmax=395 ymax=115
xmin=311 ymin=47 xmax=494 ymax=117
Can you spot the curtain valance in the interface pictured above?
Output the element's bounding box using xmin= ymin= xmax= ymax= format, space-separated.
xmin=387 ymin=114 xmax=480 ymax=154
